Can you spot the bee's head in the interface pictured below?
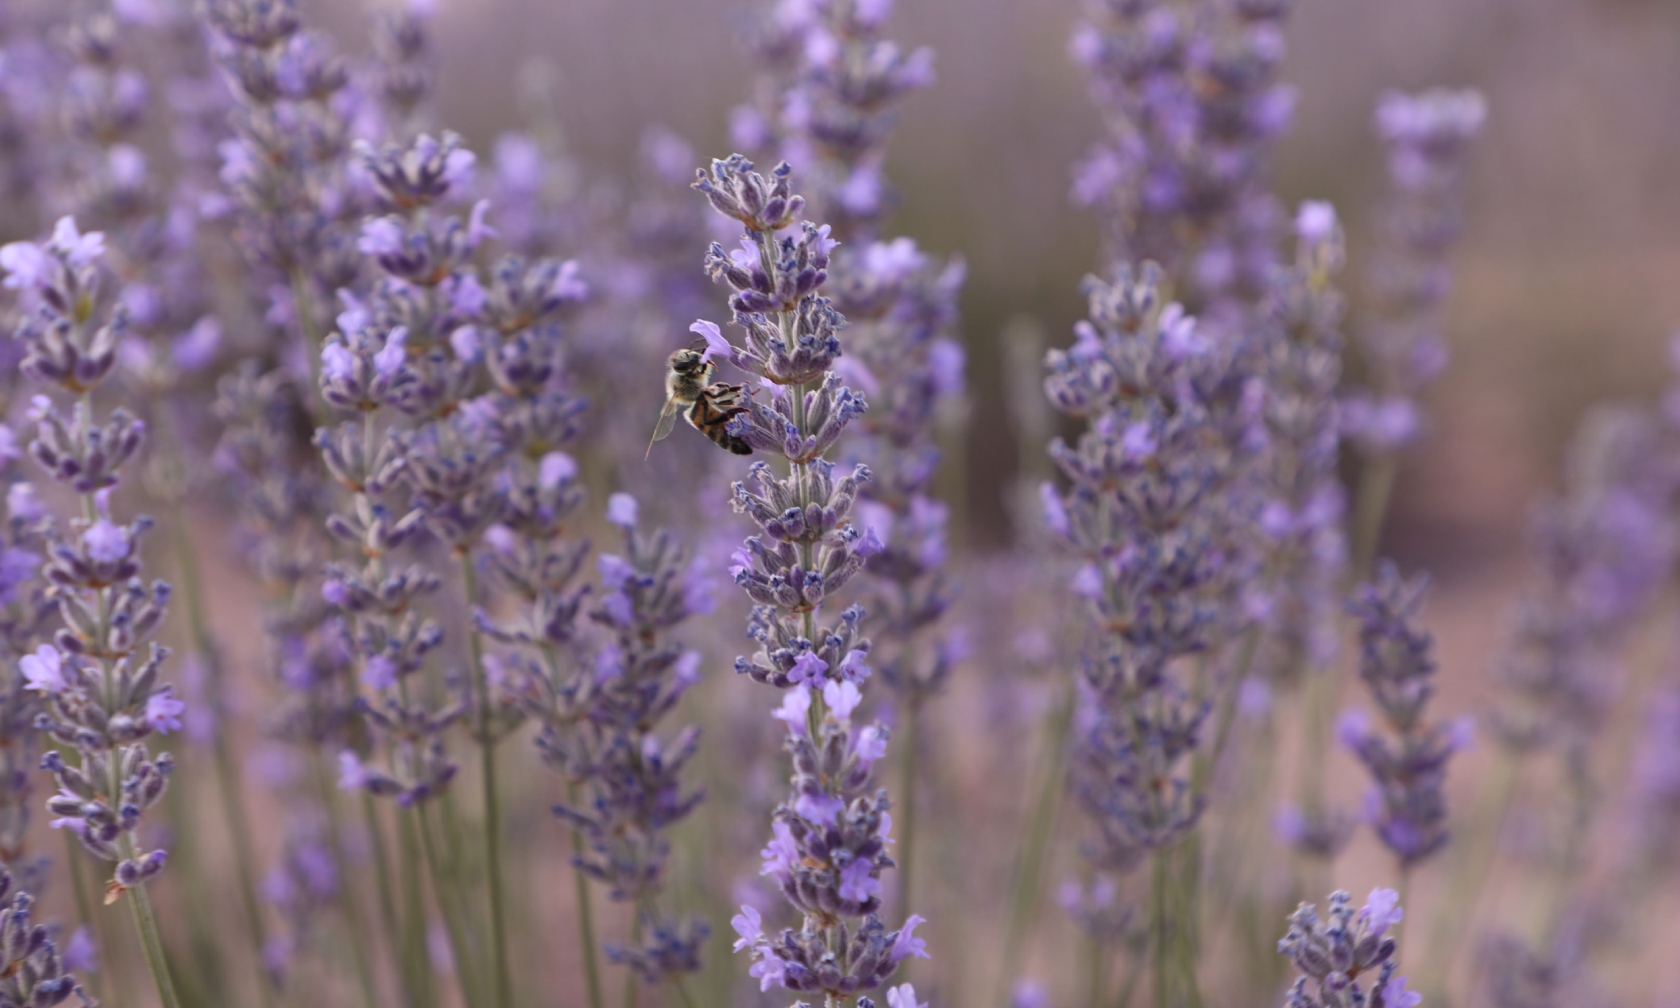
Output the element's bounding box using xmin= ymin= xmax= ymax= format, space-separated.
xmin=668 ymin=348 xmax=706 ymax=374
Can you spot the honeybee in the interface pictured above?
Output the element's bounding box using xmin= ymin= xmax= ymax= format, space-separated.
xmin=646 ymin=348 xmax=754 ymax=458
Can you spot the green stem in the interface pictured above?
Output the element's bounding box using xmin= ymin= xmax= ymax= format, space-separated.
xmin=125 ymin=880 xmax=183 ymax=1008
xmin=63 ymin=833 xmax=114 ymax=1008
xmin=993 ymin=681 xmax=1074 ymax=1008
xmin=397 ymin=806 xmax=440 ymax=1008
xmin=622 ymin=913 xmax=643 ymax=1008
xmin=459 ymin=553 xmax=513 ymax=1008
xmin=566 ymin=783 xmax=605 ymax=1008
xmin=416 ymin=804 xmax=485 ymax=1008
xmin=1351 ymin=452 xmax=1398 ymax=583
xmin=155 ymin=411 xmax=275 ymax=1006
xmin=1422 ymin=750 xmax=1522 ymax=995
xmin=362 ymin=793 xmax=424 ymax=1008
xmin=896 ymin=696 xmax=921 ymax=925
xmin=312 ymin=756 xmax=381 ymax=1008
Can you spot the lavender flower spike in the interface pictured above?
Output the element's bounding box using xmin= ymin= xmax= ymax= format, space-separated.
xmin=3 ymin=217 xmax=182 ymax=1007
xmin=1279 ymin=888 xmax=1421 ymax=1008
xmin=1340 ymin=562 xmax=1468 ymax=867
xmin=693 ymin=154 xmax=926 ymax=1000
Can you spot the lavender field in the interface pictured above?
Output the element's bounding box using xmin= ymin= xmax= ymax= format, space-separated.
xmin=0 ymin=1 xmax=1673 ymax=1007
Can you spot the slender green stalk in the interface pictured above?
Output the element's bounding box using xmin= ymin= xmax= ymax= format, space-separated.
xmin=458 ymin=553 xmax=514 ymax=1008
xmin=397 ymin=807 xmax=439 ymax=1008
xmin=1083 ymin=929 xmax=1109 ymax=1008
xmin=622 ymin=913 xmax=643 ymax=1008
xmin=63 ymin=833 xmax=114 ymax=1008
xmin=993 ymin=681 xmax=1074 ymax=1008
xmin=125 ymin=881 xmax=184 ymax=1008
xmin=311 ymin=756 xmax=381 ymax=1008
xmin=416 ymin=804 xmax=486 ymax=1008
xmin=896 ymin=695 xmax=922 ymax=924
xmin=1350 ymin=453 xmax=1398 ymax=583
xmin=166 ymin=494 xmax=276 ymax=1008
xmin=566 ymin=782 xmax=606 ymax=1008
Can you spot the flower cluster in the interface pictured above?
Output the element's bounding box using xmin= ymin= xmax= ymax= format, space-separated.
xmin=1491 ymin=409 xmax=1674 ymax=754
xmin=735 ymin=0 xmax=936 ymax=238
xmin=696 ymin=154 xmax=929 ymax=998
xmin=1251 ymin=202 xmax=1347 ymax=687
xmin=0 ymin=865 xmax=94 ymax=1008
xmin=1070 ymin=0 xmax=1298 ymax=312
xmin=1338 ymin=563 xmax=1468 ymax=867
xmin=1343 ymin=88 xmax=1486 ymax=452
xmin=1278 ymin=888 xmax=1420 ymax=1008
xmin=1043 ymin=264 xmax=1249 ymax=872
xmin=3 ymin=218 xmax=181 ymax=906
xmin=530 ymin=494 xmax=712 ymax=984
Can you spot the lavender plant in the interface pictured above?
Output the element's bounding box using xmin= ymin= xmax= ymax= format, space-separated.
xmin=690 ymin=154 xmax=928 ymax=1005
xmin=1344 ymin=88 xmax=1486 ymax=572
xmin=1338 ymin=563 xmax=1468 ymax=878
xmin=0 ymin=864 xmax=95 ymax=1008
xmin=1278 ymin=888 xmax=1420 ymax=1008
xmin=1042 ymin=262 xmax=1250 ymax=1008
xmin=3 ymin=217 xmax=182 ymax=1008
xmin=735 ymin=0 xmax=967 ymax=921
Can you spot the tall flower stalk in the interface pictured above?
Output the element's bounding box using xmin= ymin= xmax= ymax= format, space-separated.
xmin=1344 ymin=88 xmax=1486 ymax=575
xmin=736 ymin=0 xmax=966 ymax=919
xmin=3 ymin=216 xmax=184 ymax=1008
xmin=690 ymin=154 xmax=928 ymax=1007
xmin=1042 ymin=262 xmax=1252 ymax=1008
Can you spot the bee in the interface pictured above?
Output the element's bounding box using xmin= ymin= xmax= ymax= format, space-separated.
xmin=646 ymin=348 xmax=754 ymax=458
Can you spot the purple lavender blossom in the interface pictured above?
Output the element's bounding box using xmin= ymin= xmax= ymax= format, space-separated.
xmin=694 ymin=154 xmax=924 ymax=999
xmin=3 ymin=218 xmax=177 ymax=908
xmin=1344 ymin=88 xmax=1486 ymax=455
xmin=1340 ymin=562 xmax=1466 ymax=867
xmin=1278 ymin=888 xmax=1415 ymax=1008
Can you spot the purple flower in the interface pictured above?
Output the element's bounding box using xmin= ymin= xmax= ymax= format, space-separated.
xmin=84 ymin=520 xmax=130 ymax=564
xmin=759 ymin=823 xmax=798 ymax=885
xmin=788 ymin=651 xmax=828 ymax=685
xmin=887 ymin=985 xmax=928 ymax=1008
xmin=144 ymin=689 xmax=187 ymax=734
xmin=467 ymin=200 xmax=496 ymax=247
xmin=1380 ymin=975 xmax=1422 ymax=1008
xmin=731 ymin=904 xmax=764 ymax=951
xmin=606 ymin=493 xmax=639 ymax=529
xmin=0 ymin=241 xmax=51 ymax=290
xmin=21 ymin=645 xmax=68 ymax=694
xmin=550 ymin=260 xmax=587 ymax=303
xmin=1295 ymin=200 xmax=1338 ymax=243
xmin=794 ymin=791 xmax=843 ymax=825
xmin=891 ymin=915 xmax=929 ymax=962
xmin=689 ymin=319 xmax=733 ymax=364
xmin=854 ymin=725 xmax=888 ymax=769
xmin=50 ymin=217 xmax=105 ymax=266
xmin=358 ymin=218 xmax=405 ymax=258
xmin=449 ymin=325 xmax=482 ymax=361
xmin=598 ymin=554 xmax=635 ymax=590
xmin=63 ymin=927 xmax=97 ymax=974
xmin=337 ymin=751 xmax=370 ymax=791
xmin=748 ymin=953 xmax=787 ymax=992
xmin=1360 ymin=887 xmax=1404 ymax=937
xmin=822 ymin=679 xmax=862 ymax=722
xmin=373 ymin=327 xmax=408 ymax=377
xmin=838 ymin=649 xmax=872 ymax=684
xmin=321 ymin=343 xmax=356 ymax=382
xmin=838 ymin=858 xmax=881 ymax=902
xmin=361 ymin=656 xmax=398 ymax=691
xmin=538 ymin=451 xmax=577 ymax=488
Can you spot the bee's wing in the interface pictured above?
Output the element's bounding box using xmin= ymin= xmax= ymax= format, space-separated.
xmin=646 ymin=398 xmax=681 ymax=459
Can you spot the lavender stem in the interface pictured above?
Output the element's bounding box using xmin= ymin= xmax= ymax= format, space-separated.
xmin=564 ymin=782 xmax=604 ymax=1008
xmin=310 ymin=755 xmax=381 ymax=1008
xmin=1351 ymin=454 xmax=1399 ymax=583
xmin=896 ymin=697 xmax=921 ymax=926
xmin=167 ymin=494 xmax=277 ymax=1006
xmin=416 ymin=803 xmax=485 ymax=1008
xmin=458 ymin=552 xmax=513 ymax=1008
xmin=993 ymin=682 xmax=1074 ymax=1008
xmin=125 ymin=876 xmax=183 ymax=1008
xmin=362 ymin=791 xmax=426 ymax=1008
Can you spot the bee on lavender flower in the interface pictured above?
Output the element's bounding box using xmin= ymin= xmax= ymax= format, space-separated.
xmin=647 ymin=346 xmax=753 ymax=458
